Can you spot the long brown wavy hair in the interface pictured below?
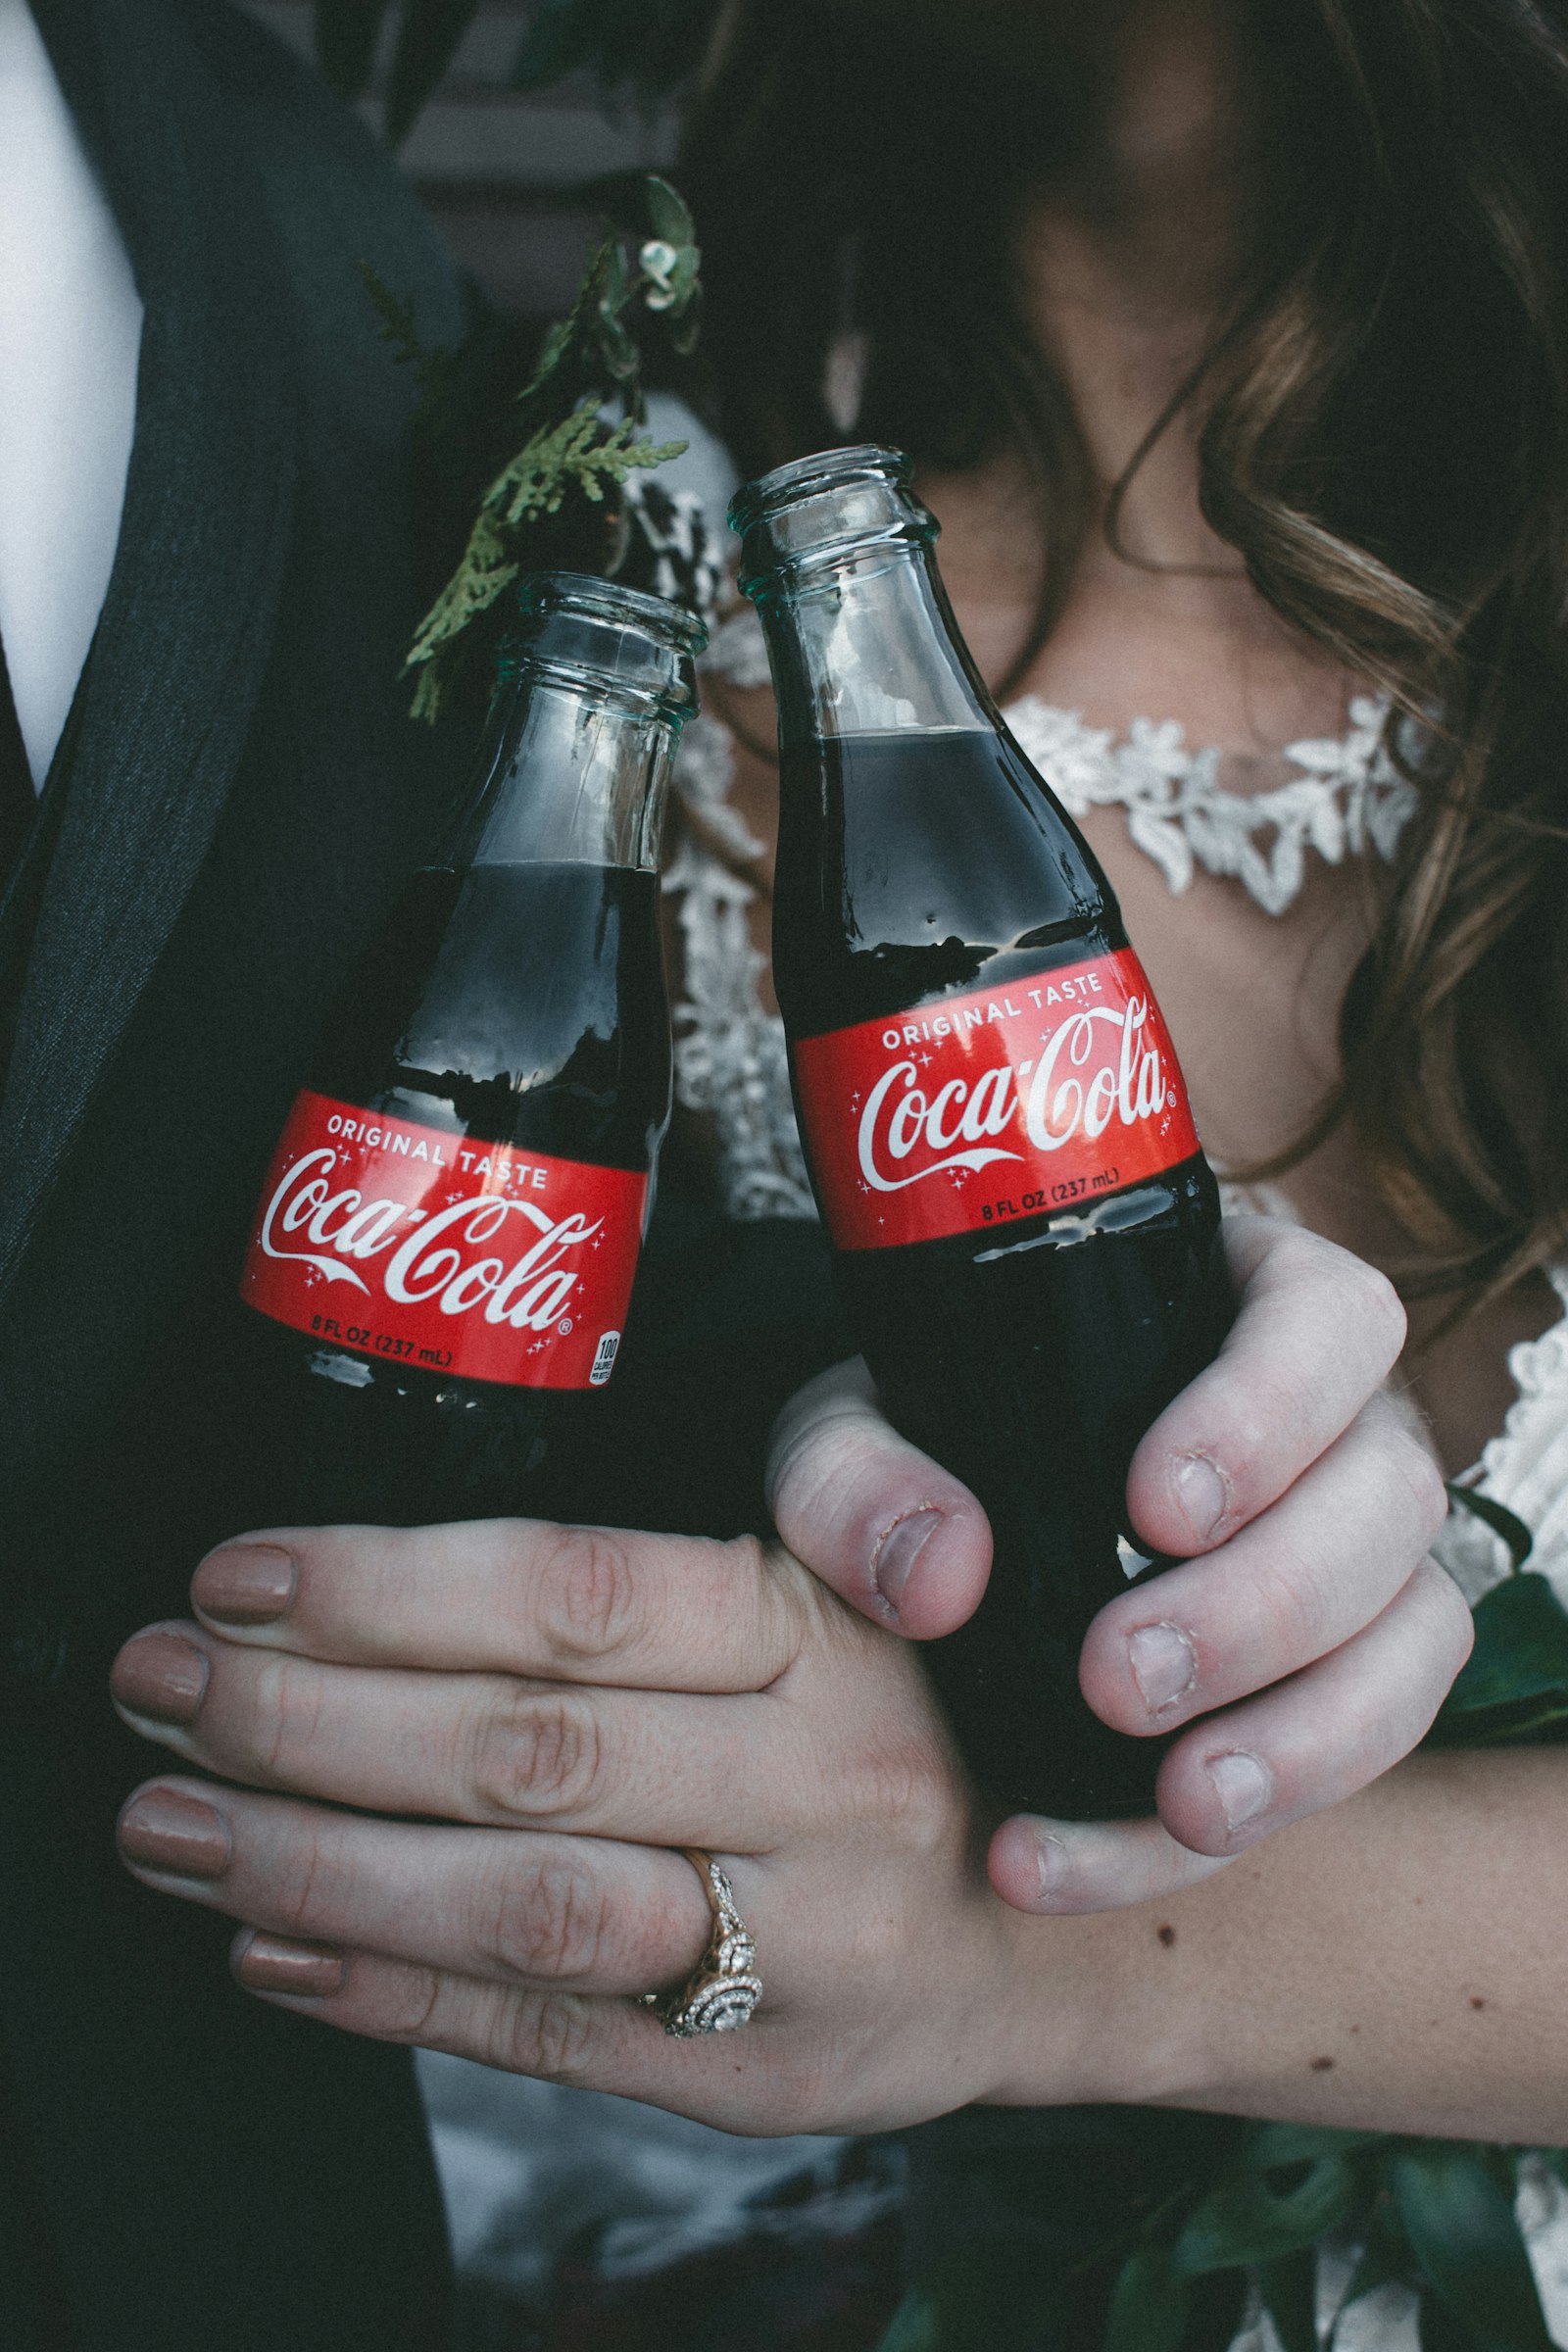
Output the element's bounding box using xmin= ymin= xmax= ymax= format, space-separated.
xmin=677 ymin=0 xmax=1568 ymax=1305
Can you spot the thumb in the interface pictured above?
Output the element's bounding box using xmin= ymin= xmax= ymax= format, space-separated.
xmin=764 ymin=1358 xmax=993 ymax=1638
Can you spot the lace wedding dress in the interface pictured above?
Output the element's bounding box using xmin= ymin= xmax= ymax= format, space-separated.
xmin=416 ymin=569 xmax=1568 ymax=2349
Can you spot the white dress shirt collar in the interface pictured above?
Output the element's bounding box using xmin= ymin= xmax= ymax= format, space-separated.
xmin=0 ymin=0 xmax=141 ymax=788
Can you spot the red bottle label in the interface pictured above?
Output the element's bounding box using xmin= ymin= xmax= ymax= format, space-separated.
xmin=792 ymin=949 xmax=1200 ymax=1250
xmin=239 ymin=1090 xmax=647 ymax=1390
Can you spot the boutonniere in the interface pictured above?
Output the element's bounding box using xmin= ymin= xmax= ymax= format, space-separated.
xmin=366 ymin=172 xmax=712 ymax=722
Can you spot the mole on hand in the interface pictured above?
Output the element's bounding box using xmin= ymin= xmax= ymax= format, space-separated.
xmin=1156 ymin=1924 xmax=1176 ymax=1947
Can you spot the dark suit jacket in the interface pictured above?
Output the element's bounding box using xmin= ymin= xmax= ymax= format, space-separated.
xmin=0 ymin=3 xmax=473 ymax=2341
xmin=0 ymin=8 xmax=860 ymax=2343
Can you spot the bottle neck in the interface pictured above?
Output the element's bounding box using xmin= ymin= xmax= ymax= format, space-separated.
xmin=443 ymin=671 xmax=679 ymax=873
xmin=749 ymin=538 xmax=995 ymax=745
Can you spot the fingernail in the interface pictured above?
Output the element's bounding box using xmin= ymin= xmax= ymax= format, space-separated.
xmin=872 ymin=1507 xmax=943 ymax=1617
xmin=1173 ymin=1453 xmax=1228 ymax=1544
xmin=193 ymin=1544 xmax=296 ymax=1627
xmin=1128 ymin=1621 xmax=1197 ymax=1716
xmin=1207 ymin=1750 xmax=1272 ymax=1834
xmin=235 ymin=1933 xmax=345 ymax=1997
xmin=111 ymin=1632 xmax=209 ymax=1726
xmin=118 ymin=1788 xmax=230 ymax=1880
xmin=1034 ymin=1832 xmax=1071 ymax=1905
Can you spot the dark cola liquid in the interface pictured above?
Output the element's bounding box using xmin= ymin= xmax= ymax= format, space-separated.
xmin=241 ymin=859 xmax=668 ymax=1528
xmin=774 ymin=729 xmax=1230 ymax=1819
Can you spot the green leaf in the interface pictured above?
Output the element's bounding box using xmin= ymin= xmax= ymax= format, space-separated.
xmin=665 ymin=278 xmax=703 ymax=357
xmin=1389 ymin=2145 xmax=1552 ymax=2352
xmin=1419 ymin=2291 xmax=1485 ymax=2352
xmin=884 ymin=2245 xmax=1060 ymax=2352
xmin=644 ymin=172 xmax=696 ymax=249
xmin=1175 ymin=2156 xmax=1354 ymax=2276
xmin=1335 ymin=2187 xmax=1415 ymax=2324
xmin=385 ymin=0 xmax=481 ymax=145
xmin=873 ymin=2288 xmax=942 ymax=2352
xmin=1242 ymin=2123 xmax=1390 ymax=2169
xmin=1428 ymin=1573 xmax=1568 ymax=1748
xmin=1104 ymin=2247 xmax=1192 ymax=2352
xmin=1260 ymin=2250 xmax=1319 ymax=2352
xmin=405 ymin=405 xmax=684 ymax=711
xmin=1445 ymin=1486 xmax=1535 ymax=1570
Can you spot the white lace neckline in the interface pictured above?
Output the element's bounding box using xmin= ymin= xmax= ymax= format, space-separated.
xmin=1005 ymin=692 xmax=1417 ymax=918
xmin=693 ymin=605 xmax=1419 ymax=917
xmin=665 ymin=606 xmax=1427 ymax=1223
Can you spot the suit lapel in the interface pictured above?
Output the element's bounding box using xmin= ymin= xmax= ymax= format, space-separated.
xmin=0 ymin=0 xmax=300 ymax=1298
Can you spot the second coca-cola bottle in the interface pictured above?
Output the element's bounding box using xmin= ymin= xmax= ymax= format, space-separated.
xmin=236 ymin=573 xmax=704 ymax=1528
xmin=733 ymin=448 xmax=1232 ymax=1819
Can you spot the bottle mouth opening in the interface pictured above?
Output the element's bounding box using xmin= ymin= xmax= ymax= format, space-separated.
xmin=509 ymin=571 xmax=707 ymax=714
xmin=729 ymin=446 xmax=935 ymax=593
xmin=727 ymin=445 xmax=908 ymax=535
xmin=515 ymin=571 xmax=708 ymax=658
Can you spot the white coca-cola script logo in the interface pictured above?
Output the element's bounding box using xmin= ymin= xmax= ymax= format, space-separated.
xmin=858 ymin=1000 xmax=1173 ymax=1193
xmin=259 ymin=1149 xmax=600 ymax=1332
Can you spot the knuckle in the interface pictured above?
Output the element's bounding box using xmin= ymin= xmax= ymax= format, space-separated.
xmin=533 ymin=1526 xmax=643 ymax=1665
xmin=473 ymin=1690 xmax=604 ymax=1821
xmin=249 ymin=1652 xmax=318 ymax=1782
xmin=770 ymin=1422 xmax=864 ymax=1567
xmin=765 ymin=1417 xmax=828 ymax=1538
xmin=1339 ymin=1254 xmax=1407 ymax=1362
xmin=1222 ymin=1368 xmax=1319 ymax=1494
xmin=844 ymin=1721 xmax=954 ymax=1851
xmin=1382 ymin=1425 xmax=1449 ymax=1543
xmin=1413 ymin=1556 xmax=1477 ymax=1665
xmin=1278 ymin=1230 xmax=1406 ymax=1363
xmin=767 ymin=1379 xmax=874 ymax=1523
xmin=743 ymin=1540 xmax=809 ymax=1684
xmin=480 ymin=1853 xmax=612 ymax=1984
xmin=274 ymin=1829 xmax=333 ymax=1937
xmin=1246 ymin=1536 xmax=1334 ymax=1660
xmin=1264 ymin=1223 xmax=1330 ymax=1285
xmin=377 ymin=1963 xmax=445 ymax=2046
xmin=502 ymin=1991 xmax=598 ymax=2082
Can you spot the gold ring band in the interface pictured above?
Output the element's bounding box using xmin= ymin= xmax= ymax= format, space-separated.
xmin=640 ymin=1848 xmax=762 ymax=2037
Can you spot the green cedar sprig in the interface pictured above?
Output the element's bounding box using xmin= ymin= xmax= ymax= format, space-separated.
xmin=379 ymin=174 xmax=700 ymax=721
xmin=405 ymin=406 xmax=684 ymax=720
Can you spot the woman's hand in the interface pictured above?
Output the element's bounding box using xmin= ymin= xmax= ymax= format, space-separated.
xmin=108 ymin=1217 xmax=1467 ymax=2129
xmin=766 ymin=1216 xmax=1468 ymax=1912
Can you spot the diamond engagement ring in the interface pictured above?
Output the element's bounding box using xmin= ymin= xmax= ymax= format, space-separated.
xmin=640 ymin=1849 xmax=762 ymax=2037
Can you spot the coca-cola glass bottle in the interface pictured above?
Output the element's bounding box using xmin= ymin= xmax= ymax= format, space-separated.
xmin=733 ymin=448 xmax=1231 ymax=1819
xmin=237 ymin=573 xmax=704 ymax=1527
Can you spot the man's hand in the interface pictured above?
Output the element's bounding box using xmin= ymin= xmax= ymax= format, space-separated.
xmin=107 ymin=1217 xmax=1468 ymax=2131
